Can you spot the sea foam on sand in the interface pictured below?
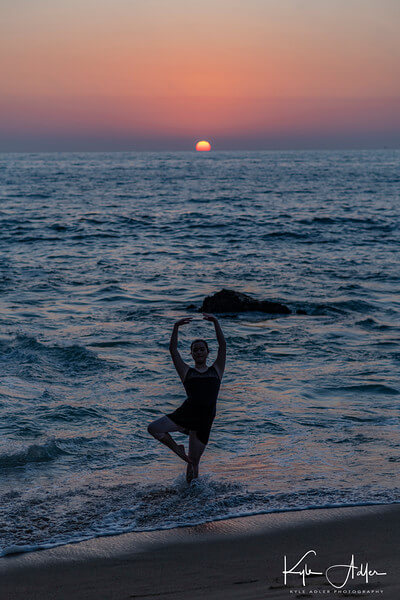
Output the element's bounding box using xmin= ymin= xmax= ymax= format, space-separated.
xmin=1 ymin=503 xmax=399 ymax=600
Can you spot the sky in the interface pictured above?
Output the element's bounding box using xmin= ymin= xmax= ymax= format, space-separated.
xmin=1 ymin=0 xmax=399 ymax=151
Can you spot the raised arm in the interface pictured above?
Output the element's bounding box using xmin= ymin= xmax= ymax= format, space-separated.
xmin=169 ymin=318 xmax=192 ymax=382
xmin=202 ymin=313 xmax=226 ymax=379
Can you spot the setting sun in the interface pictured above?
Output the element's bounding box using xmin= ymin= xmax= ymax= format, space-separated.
xmin=196 ymin=140 xmax=211 ymax=151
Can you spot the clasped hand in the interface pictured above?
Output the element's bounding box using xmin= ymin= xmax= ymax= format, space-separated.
xmin=175 ymin=313 xmax=218 ymax=327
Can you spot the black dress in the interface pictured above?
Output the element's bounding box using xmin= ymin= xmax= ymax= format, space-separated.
xmin=167 ymin=365 xmax=221 ymax=445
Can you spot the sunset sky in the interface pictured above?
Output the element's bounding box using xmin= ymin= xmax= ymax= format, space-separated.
xmin=1 ymin=0 xmax=399 ymax=151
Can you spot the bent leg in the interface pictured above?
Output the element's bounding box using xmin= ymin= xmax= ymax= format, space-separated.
xmin=187 ymin=431 xmax=206 ymax=482
xmin=148 ymin=416 xmax=185 ymax=439
xmin=148 ymin=416 xmax=190 ymax=464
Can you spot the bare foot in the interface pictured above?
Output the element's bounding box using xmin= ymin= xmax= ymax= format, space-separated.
xmin=175 ymin=444 xmax=190 ymax=464
xmin=159 ymin=434 xmax=191 ymax=464
xmin=186 ymin=462 xmax=194 ymax=483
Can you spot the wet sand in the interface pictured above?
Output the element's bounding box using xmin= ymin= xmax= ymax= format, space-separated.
xmin=1 ymin=504 xmax=399 ymax=600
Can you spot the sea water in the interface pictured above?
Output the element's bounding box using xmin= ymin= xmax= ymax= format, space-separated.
xmin=0 ymin=150 xmax=399 ymax=555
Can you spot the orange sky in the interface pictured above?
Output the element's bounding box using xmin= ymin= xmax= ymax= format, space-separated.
xmin=1 ymin=0 xmax=399 ymax=150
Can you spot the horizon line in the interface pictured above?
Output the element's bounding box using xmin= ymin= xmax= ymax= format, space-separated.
xmin=1 ymin=146 xmax=399 ymax=155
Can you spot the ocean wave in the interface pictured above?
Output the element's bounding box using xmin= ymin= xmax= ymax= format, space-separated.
xmin=342 ymin=415 xmax=388 ymax=423
xmin=38 ymin=404 xmax=107 ymax=422
xmin=327 ymin=434 xmax=380 ymax=445
xmin=331 ymin=383 xmax=399 ymax=395
xmin=355 ymin=317 xmax=394 ymax=330
xmin=297 ymin=299 xmax=376 ymax=315
xmin=25 ymin=193 xmax=52 ymax=199
xmin=116 ymin=215 xmax=156 ymax=226
xmin=70 ymin=233 xmax=121 ymax=240
xmin=296 ymin=216 xmax=393 ymax=228
xmin=47 ymin=223 xmax=73 ymax=231
xmin=8 ymin=235 xmax=62 ymax=243
xmin=0 ymin=334 xmax=111 ymax=376
xmin=263 ymin=230 xmax=309 ymax=239
xmin=0 ymin=435 xmax=110 ymax=470
xmin=0 ymin=439 xmax=67 ymax=469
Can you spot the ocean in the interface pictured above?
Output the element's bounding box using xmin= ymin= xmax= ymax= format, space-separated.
xmin=0 ymin=149 xmax=399 ymax=556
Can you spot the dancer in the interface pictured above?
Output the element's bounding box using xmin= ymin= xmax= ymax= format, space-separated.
xmin=148 ymin=313 xmax=226 ymax=482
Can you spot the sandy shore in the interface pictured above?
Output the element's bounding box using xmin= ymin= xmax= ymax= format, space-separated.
xmin=1 ymin=503 xmax=399 ymax=600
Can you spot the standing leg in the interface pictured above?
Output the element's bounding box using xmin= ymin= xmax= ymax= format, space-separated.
xmin=148 ymin=416 xmax=190 ymax=463
xmin=187 ymin=431 xmax=206 ymax=482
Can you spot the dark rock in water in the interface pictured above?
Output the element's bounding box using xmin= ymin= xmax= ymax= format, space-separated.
xmin=296 ymin=308 xmax=307 ymax=315
xmin=200 ymin=289 xmax=291 ymax=314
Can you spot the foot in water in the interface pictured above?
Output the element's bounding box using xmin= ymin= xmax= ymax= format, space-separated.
xmin=186 ymin=462 xmax=194 ymax=483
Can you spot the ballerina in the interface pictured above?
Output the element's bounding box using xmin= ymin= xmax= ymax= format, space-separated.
xmin=147 ymin=313 xmax=226 ymax=482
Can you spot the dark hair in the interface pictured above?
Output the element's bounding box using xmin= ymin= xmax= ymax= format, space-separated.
xmin=190 ymin=338 xmax=209 ymax=352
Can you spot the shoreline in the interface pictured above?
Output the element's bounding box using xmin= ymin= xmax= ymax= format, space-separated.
xmin=1 ymin=499 xmax=399 ymax=562
xmin=1 ymin=503 xmax=399 ymax=599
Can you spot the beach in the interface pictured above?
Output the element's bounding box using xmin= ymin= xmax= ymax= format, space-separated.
xmin=1 ymin=503 xmax=398 ymax=599
xmin=1 ymin=151 xmax=399 ymax=592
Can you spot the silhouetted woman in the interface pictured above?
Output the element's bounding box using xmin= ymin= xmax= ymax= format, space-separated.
xmin=148 ymin=313 xmax=226 ymax=482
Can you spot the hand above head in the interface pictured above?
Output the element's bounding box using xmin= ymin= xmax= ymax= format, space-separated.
xmin=175 ymin=317 xmax=193 ymax=327
xmin=202 ymin=313 xmax=218 ymax=323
